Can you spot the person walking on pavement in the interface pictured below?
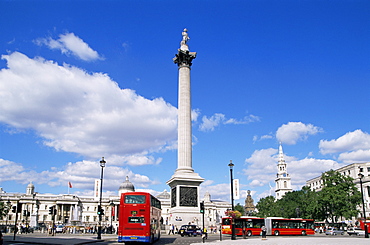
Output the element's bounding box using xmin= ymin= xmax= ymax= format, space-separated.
xmin=168 ymin=224 xmax=175 ymax=235
xmin=261 ymin=225 xmax=267 ymax=240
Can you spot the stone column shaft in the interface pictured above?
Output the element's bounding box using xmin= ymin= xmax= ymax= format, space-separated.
xmin=177 ymin=65 xmax=193 ymax=172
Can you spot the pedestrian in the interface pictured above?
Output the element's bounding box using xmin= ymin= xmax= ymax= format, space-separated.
xmin=168 ymin=224 xmax=174 ymax=235
xmin=261 ymin=225 xmax=267 ymax=240
xmin=202 ymin=227 xmax=207 ymax=239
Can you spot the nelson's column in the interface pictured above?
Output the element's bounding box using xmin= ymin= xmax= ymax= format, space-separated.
xmin=167 ymin=29 xmax=204 ymax=225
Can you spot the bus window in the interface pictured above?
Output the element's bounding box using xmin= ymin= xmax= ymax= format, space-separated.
xmin=125 ymin=195 xmax=146 ymax=204
xmin=222 ymin=219 xmax=230 ymax=225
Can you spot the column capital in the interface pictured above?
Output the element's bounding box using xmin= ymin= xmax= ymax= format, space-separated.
xmin=173 ymin=49 xmax=196 ymax=67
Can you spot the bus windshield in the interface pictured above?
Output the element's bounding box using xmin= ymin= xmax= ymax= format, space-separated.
xmin=124 ymin=195 xmax=146 ymax=204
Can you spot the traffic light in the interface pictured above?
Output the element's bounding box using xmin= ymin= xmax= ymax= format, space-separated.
xmin=49 ymin=206 xmax=54 ymax=215
xmin=12 ymin=206 xmax=16 ymax=213
xmin=97 ymin=205 xmax=104 ymax=215
xmin=200 ymin=201 xmax=204 ymax=213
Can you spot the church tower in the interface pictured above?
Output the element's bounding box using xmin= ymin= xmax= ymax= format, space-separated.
xmin=275 ymin=143 xmax=292 ymax=200
xmin=167 ymin=29 xmax=204 ymax=225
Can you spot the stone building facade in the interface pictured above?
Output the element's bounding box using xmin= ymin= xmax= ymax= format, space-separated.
xmin=1 ymin=178 xmax=231 ymax=232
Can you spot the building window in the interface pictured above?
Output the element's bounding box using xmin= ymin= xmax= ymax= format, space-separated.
xmin=359 ymin=168 xmax=364 ymax=172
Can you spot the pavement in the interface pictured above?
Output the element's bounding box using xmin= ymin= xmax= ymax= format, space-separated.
xmin=2 ymin=232 xmax=370 ymax=245
xmin=2 ymin=232 xmax=118 ymax=245
xmin=192 ymin=236 xmax=370 ymax=245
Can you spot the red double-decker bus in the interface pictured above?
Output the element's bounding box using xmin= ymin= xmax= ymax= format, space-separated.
xmin=222 ymin=217 xmax=265 ymax=236
xmin=265 ymin=217 xmax=315 ymax=236
xmin=118 ymin=192 xmax=162 ymax=243
xmin=222 ymin=217 xmax=314 ymax=236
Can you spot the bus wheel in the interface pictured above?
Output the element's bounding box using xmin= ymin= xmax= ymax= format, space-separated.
xmin=301 ymin=230 xmax=306 ymax=236
xmin=274 ymin=230 xmax=280 ymax=236
xmin=247 ymin=230 xmax=252 ymax=237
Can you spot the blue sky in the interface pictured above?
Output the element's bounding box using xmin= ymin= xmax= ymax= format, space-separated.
xmin=0 ymin=0 xmax=369 ymax=204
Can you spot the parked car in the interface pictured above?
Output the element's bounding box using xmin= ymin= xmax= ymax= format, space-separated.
xmin=347 ymin=227 xmax=365 ymax=236
xmin=55 ymin=225 xmax=65 ymax=233
xmin=178 ymin=225 xmax=202 ymax=237
xmin=325 ymin=228 xmax=344 ymax=235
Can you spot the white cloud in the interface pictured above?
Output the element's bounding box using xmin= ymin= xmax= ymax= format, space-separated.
xmin=0 ymin=159 xmax=38 ymax=184
xmin=0 ymin=52 xmax=178 ymax=163
xmin=276 ymin=122 xmax=322 ymax=145
xmin=244 ymin=148 xmax=280 ymax=187
xmin=319 ymin=130 xmax=370 ymax=163
xmin=199 ymin=113 xmax=225 ymax=132
xmin=243 ymin=147 xmax=342 ymax=196
xmin=253 ymin=134 xmax=273 ymax=143
xmin=338 ymin=150 xmax=370 ymax=164
xmin=35 ymin=32 xmax=102 ymax=61
xmin=288 ymin=158 xmax=341 ymax=187
xmin=199 ymin=113 xmax=260 ymax=132
xmin=191 ymin=109 xmax=200 ymax=122
xmin=200 ymin=183 xmax=231 ymax=202
xmin=319 ymin=129 xmax=370 ymax=154
xmin=0 ymin=158 xmax=156 ymax=192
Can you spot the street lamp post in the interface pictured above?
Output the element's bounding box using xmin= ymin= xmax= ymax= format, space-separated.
xmin=228 ymin=160 xmax=236 ymax=240
xmin=358 ymin=173 xmax=369 ymax=238
xmin=110 ymin=201 xmax=114 ymax=234
xmin=97 ymin=157 xmax=106 ymax=240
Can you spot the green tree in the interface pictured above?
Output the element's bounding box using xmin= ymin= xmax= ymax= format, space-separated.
xmin=255 ymin=196 xmax=277 ymax=217
xmin=318 ymin=169 xmax=361 ymax=224
xmin=275 ymin=190 xmax=304 ymax=218
xmin=300 ymin=186 xmax=323 ymax=220
xmin=234 ymin=203 xmax=245 ymax=216
xmin=274 ymin=187 xmax=321 ymax=219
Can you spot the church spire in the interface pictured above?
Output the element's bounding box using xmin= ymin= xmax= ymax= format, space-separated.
xmin=278 ymin=142 xmax=285 ymax=164
xmin=275 ymin=143 xmax=292 ymax=200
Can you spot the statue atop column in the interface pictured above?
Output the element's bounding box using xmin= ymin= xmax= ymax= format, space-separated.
xmin=244 ymin=190 xmax=256 ymax=215
xmin=174 ymin=28 xmax=196 ymax=67
xmin=181 ymin=28 xmax=190 ymax=46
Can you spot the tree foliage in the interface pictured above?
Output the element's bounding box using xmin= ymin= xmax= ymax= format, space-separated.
xmin=255 ymin=169 xmax=362 ymax=222
xmin=318 ymin=169 xmax=361 ymax=223
xmin=234 ymin=203 xmax=245 ymax=216
xmin=255 ymin=196 xmax=277 ymax=218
